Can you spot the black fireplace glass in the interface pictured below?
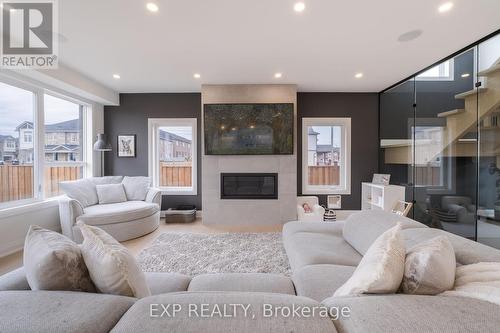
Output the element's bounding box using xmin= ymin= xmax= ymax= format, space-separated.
xmin=221 ymin=173 xmax=278 ymax=199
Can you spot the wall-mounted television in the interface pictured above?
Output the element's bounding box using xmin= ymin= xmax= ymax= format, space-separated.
xmin=204 ymin=103 xmax=294 ymax=155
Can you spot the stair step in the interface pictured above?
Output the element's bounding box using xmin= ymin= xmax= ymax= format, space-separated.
xmin=437 ymin=109 xmax=465 ymax=118
xmin=478 ymin=64 xmax=500 ymax=77
xmin=455 ymin=87 xmax=487 ymax=99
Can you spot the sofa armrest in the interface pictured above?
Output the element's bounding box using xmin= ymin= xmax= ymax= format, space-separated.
xmin=0 ymin=267 xmax=30 ymax=291
xmin=297 ymin=205 xmax=306 ymax=219
xmin=58 ymin=196 xmax=84 ymax=240
xmin=145 ymin=187 xmax=162 ymax=208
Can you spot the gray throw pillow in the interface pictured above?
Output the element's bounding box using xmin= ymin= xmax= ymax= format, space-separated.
xmin=122 ymin=176 xmax=151 ymax=201
xmin=59 ymin=178 xmax=98 ymax=207
xmin=23 ymin=225 xmax=95 ymax=292
xmin=96 ymin=184 xmax=127 ymax=204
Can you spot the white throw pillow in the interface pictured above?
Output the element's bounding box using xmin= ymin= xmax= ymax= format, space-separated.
xmin=96 ymin=183 xmax=127 ymax=204
xmin=122 ymin=176 xmax=151 ymax=201
xmin=23 ymin=225 xmax=95 ymax=292
xmin=440 ymin=262 xmax=500 ymax=305
xmin=401 ymin=236 xmax=456 ymax=295
xmin=334 ymin=224 xmax=405 ymax=297
xmin=78 ymin=223 xmax=151 ymax=298
xmin=59 ymin=178 xmax=98 ymax=207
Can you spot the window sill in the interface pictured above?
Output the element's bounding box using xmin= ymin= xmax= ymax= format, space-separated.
xmin=0 ymin=196 xmax=62 ymax=219
xmin=160 ymin=188 xmax=197 ymax=196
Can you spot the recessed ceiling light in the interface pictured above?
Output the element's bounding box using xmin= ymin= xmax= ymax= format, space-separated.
xmin=461 ymin=73 xmax=470 ymax=78
xmin=193 ymin=73 xmax=201 ymax=79
xmin=274 ymin=73 xmax=282 ymax=78
xmin=146 ymin=2 xmax=159 ymax=13
xmin=438 ymin=2 xmax=453 ymax=13
xmin=355 ymin=73 xmax=363 ymax=79
xmin=397 ymin=29 xmax=423 ymax=42
xmin=113 ymin=74 xmax=120 ymax=79
xmin=294 ymin=2 xmax=305 ymax=12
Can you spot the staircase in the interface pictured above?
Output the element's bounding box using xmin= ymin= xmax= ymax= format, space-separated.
xmin=382 ymin=57 xmax=500 ymax=164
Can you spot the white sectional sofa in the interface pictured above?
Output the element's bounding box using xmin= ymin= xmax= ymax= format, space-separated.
xmin=1 ymin=210 xmax=500 ymax=332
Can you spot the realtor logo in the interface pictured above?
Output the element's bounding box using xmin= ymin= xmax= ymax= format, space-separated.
xmin=1 ymin=0 xmax=58 ymax=68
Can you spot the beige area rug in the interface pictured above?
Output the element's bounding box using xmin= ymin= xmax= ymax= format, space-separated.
xmin=137 ymin=232 xmax=291 ymax=276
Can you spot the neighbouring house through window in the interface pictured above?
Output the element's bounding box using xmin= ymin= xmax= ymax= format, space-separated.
xmin=0 ymin=78 xmax=92 ymax=208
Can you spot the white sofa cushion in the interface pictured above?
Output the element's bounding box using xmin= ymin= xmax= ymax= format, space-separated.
xmin=122 ymin=176 xmax=151 ymax=201
xmin=78 ymin=201 xmax=159 ymax=226
xmin=334 ymin=224 xmax=406 ymax=296
xmin=78 ymin=223 xmax=151 ymax=298
xmin=89 ymin=176 xmax=124 ymax=186
xmin=23 ymin=225 xmax=95 ymax=292
xmin=59 ymin=178 xmax=98 ymax=208
xmin=343 ymin=210 xmax=426 ymax=255
xmin=96 ymin=184 xmax=127 ymax=204
xmin=401 ymin=236 xmax=456 ymax=295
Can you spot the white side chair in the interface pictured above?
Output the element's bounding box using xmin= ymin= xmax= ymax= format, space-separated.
xmin=296 ymin=196 xmax=325 ymax=222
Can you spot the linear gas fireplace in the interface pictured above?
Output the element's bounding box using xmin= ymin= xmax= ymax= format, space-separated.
xmin=220 ymin=173 xmax=278 ymax=199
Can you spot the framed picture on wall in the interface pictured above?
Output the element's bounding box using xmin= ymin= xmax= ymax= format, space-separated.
xmin=117 ymin=135 xmax=136 ymax=158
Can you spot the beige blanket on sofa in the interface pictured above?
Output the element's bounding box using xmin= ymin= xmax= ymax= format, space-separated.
xmin=441 ymin=262 xmax=500 ymax=305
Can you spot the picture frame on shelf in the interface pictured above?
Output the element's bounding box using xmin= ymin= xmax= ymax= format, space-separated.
xmin=327 ymin=195 xmax=342 ymax=209
xmin=372 ymin=173 xmax=390 ymax=186
xmin=117 ymin=134 xmax=136 ymax=158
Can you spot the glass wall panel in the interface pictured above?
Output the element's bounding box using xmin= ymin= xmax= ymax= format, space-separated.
xmin=379 ymin=79 xmax=415 ymax=217
xmin=477 ymin=34 xmax=500 ymax=248
xmin=414 ymin=48 xmax=477 ymax=238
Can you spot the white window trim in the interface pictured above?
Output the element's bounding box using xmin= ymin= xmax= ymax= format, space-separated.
xmin=0 ymin=75 xmax=92 ymax=210
xmin=148 ymin=118 xmax=197 ymax=195
xmin=302 ymin=117 xmax=351 ymax=195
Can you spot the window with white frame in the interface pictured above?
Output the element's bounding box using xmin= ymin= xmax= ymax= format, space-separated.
xmin=416 ymin=59 xmax=454 ymax=81
xmin=44 ymin=94 xmax=87 ymax=197
xmin=302 ymin=118 xmax=351 ymax=195
xmin=148 ymin=118 xmax=197 ymax=195
xmin=0 ymin=77 xmax=91 ymax=208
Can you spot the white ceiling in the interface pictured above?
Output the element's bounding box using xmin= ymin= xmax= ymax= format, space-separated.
xmin=59 ymin=0 xmax=500 ymax=93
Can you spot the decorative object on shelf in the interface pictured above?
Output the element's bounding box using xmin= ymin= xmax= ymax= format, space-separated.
xmin=372 ymin=173 xmax=391 ymax=186
xmin=93 ymin=133 xmax=112 ymax=176
xmin=392 ymin=200 xmax=413 ymax=217
xmin=323 ymin=209 xmax=337 ymax=222
xmin=117 ymin=134 xmax=136 ymax=158
xmin=327 ymin=195 xmax=342 ymax=209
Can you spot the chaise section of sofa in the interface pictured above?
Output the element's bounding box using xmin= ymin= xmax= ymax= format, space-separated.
xmin=110 ymin=292 xmax=338 ymax=333
xmin=323 ymin=294 xmax=500 ymax=333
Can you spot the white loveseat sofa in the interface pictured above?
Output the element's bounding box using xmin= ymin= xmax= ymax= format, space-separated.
xmin=58 ymin=176 xmax=161 ymax=242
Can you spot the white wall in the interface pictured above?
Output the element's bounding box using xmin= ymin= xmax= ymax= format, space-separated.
xmin=201 ymin=84 xmax=297 ymax=226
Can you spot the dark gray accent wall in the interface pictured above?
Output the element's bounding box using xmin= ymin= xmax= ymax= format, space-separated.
xmin=297 ymin=93 xmax=379 ymax=210
xmin=104 ymin=93 xmax=202 ymax=210
xmin=105 ymin=92 xmax=380 ymax=211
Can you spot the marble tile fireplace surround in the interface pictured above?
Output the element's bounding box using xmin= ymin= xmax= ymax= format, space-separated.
xmin=201 ymin=84 xmax=297 ymax=226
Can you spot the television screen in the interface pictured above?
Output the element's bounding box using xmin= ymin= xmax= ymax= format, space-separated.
xmin=204 ymin=103 xmax=294 ymax=155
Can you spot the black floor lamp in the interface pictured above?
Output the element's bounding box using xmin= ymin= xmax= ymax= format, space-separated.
xmin=93 ymin=133 xmax=112 ymax=176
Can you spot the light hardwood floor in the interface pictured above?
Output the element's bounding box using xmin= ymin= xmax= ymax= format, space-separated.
xmin=0 ymin=218 xmax=284 ymax=275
